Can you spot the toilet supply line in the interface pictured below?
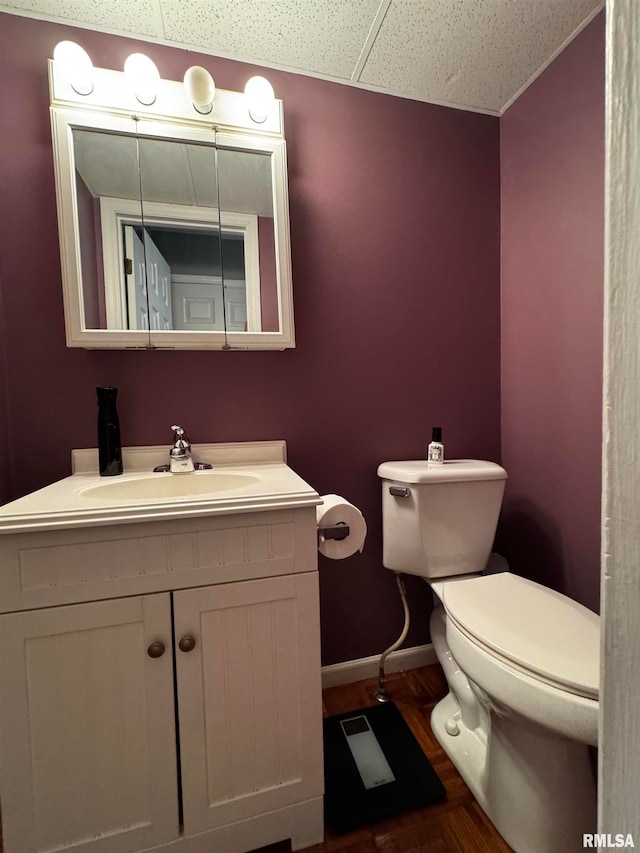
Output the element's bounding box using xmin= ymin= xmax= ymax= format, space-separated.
xmin=374 ymin=572 xmax=410 ymax=703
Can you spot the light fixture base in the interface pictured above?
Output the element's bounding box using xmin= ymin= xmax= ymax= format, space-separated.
xmin=248 ymin=108 xmax=268 ymax=123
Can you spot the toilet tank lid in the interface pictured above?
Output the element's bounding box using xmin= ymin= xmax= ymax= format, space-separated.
xmin=377 ymin=459 xmax=507 ymax=484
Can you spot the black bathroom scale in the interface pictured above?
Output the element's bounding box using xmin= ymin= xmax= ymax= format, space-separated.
xmin=323 ymin=702 xmax=446 ymax=833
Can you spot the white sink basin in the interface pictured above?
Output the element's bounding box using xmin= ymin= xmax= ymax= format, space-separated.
xmin=0 ymin=442 xmax=321 ymax=533
xmin=78 ymin=471 xmax=261 ymax=501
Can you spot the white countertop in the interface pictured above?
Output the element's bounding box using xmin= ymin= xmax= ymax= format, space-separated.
xmin=0 ymin=441 xmax=321 ymax=533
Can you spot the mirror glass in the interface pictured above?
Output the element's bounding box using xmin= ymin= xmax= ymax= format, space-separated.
xmin=217 ymin=147 xmax=279 ymax=333
xmin=73 ymin=129 xmax=281 ymax=337
xmin=137 ymin=134 xmax=223 ymax=336
xmin=73 ymin=126 xmax=142 ymax=331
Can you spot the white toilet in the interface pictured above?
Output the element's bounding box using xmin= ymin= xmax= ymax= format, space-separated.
xmin=377 ymin=459 xmax=599 ymax=853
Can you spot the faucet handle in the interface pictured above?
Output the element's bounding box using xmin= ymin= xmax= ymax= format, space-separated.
xmin=170 ymin=425 xmax=191 ymax=457
xmin=171 ymin=425 xmax=189 ymax=443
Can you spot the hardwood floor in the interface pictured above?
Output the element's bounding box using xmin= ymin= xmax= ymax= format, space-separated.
xmin=255 ymin=664 xmax=513 ymax=853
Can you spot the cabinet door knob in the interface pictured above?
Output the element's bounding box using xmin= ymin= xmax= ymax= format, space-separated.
xmin=147 ymin=641 xmax=165 ymax=659
xmin=179 ymin=635 xmax=196 ymax=653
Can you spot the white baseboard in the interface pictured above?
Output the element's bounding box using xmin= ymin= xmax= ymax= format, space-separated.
xmin=321 ymin=643 xmax=437 ymax=689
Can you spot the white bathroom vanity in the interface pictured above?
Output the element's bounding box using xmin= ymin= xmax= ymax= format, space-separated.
xmin=0 ymin=441 xmax=324 ymax=853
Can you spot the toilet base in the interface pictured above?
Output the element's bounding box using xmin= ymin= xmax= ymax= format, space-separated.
xmin=431 ymin=692 xmax=489 ymax=812
xmin=431 ymin=691 xmax=596 ymax=853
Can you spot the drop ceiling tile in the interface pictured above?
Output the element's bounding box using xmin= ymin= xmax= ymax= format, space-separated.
xmin=359 ymin=0 xmax=601 ymax=113
xmin=159 ymin=0 xmax=381 ymax=79
xmin=0 ymin=0 xmax=164 ymax=37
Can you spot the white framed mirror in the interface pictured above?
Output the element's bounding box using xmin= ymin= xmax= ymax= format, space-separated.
xmin=49 ymin=63 xmax=294 ymax=350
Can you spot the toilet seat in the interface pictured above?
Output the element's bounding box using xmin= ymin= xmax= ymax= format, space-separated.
xmin=440 ymin=573 xmax=599 ymax=700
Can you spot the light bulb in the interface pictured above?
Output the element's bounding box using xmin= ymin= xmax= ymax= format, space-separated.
xmin=124 ymin=53 xmax=160 ymax=106
xmin=183 ymin=66 xmax=216 ymax=114
xmin=53 ymin=41 xmax=94 ymax=96
xmin=244 ymin=76 xmax=275 ymax=123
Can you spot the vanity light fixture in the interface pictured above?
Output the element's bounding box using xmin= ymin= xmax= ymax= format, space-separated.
xmin=244 ymin=75 xmax=275 ymax=123
xmin=53 ymin=41 xmax=94 ymax=96
xmin=183 ymin=66 xmax=216 ymax=115
xmin=124 ymin=53 xmax=160 ymax=106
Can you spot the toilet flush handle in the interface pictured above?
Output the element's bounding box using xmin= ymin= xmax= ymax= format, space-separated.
xmin=389 ymin=486 xmax=411 ymax=498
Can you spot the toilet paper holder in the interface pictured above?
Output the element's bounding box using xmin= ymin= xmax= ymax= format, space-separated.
xmin=317 ymin=522 xmax=350 ymax=544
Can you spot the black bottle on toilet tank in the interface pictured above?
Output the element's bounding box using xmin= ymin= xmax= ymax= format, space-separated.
xmin=97 ymin=387 xmax=123 ymax=476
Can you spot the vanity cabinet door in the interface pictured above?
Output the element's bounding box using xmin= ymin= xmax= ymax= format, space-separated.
xmin=174 ymin=573 xmax=323 ymax=835
xmin=0 ymin=594 xmax=180 ymax=853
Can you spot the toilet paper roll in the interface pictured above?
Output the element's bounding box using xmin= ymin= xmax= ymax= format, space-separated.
xmin=316 ymin=494 xmax=367 ymax=560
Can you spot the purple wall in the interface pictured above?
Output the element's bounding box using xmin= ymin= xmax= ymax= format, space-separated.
xmin=0 ymin=271 xmax=11 ymax=506
xmin=498 ymin=14 xmax=604 ymax=614
xmin=0 ymin=13 xmax=501 ymax=664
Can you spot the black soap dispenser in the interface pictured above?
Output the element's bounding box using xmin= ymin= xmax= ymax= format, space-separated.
xmin=97 ymin=386 xmax=123 ymax=476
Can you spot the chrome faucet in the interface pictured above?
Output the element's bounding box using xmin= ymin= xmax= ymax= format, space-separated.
xmin=169 ymin=425 xmax=193 ymax=473
xmin=154 ymin=425 xmax=212 ymax=473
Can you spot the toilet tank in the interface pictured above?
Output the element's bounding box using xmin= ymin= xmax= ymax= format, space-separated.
xmin=377 ymin=459 xmax=507 ymax=579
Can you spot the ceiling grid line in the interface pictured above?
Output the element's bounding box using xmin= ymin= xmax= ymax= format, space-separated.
xmin=350 ymin=0 xmax=393 ymax=82
xmin=155 ymin=0 xmax=168 ymax=42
